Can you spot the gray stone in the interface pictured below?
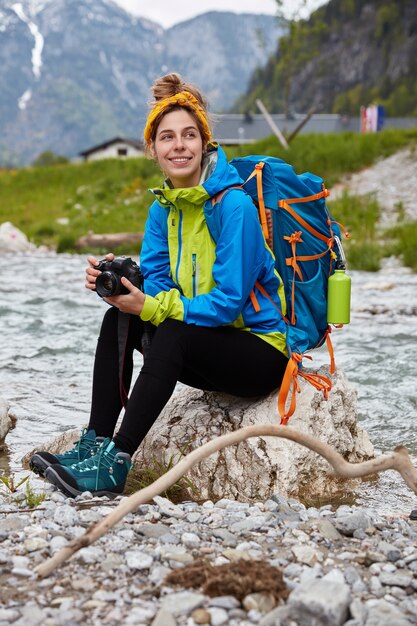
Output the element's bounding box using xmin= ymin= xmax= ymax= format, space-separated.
xmin=13 ymin=604 xmax=47 ymax=626
xmin=0 ymin=549 xmax=11 ymax=564
xmin=101 ymin=553 xmax=124 ymax=572
xmin=160 ymin=533 xmax=180 ymax=545
xmin=243 ymin=593 xmax=276 ymax=613
xmin=125 ymin=550 xmax=154 ymax=570
xmin=377 ymin=541 xmax=401 ymax=562
xmin=322 ymin=568 xmax=346 ymax=584
xmin=49 ymin=536 xmax=69 ymax=554
xmin=211 ymin=529 xmax=238 ymax=547
xmin=76 ymin=546 xmax=103 ymax=564
xmin=259 ymin=605 xmax=294 ymax=626
xmin=24 ymin=537 xmax=48 ymax=552
xmin=0 ymin=515 xmax=30 ymax=533
xmin=230 ymin=516 xmax=267 ymax=533
xmin=149 ymin=565 xmax=172 ymax=584
xmin=364 ymin=600 xmax=413 ymax=626
xmin=0 ymin=222 xmax=36 ymax=253
xmin=0 ymin=608 xmax=21 ymax=622
xmin=292 ymin=545 xmax=322 ymax=566
xmin=124 ymin=606 xmax=157 ymax=624
xmin=134 ymin=522 xmax=171 ymax=538
xmin=334 ymin=512 xmax=372 ymax=537
xmin=208 ymin=596 xmax=240 ymax=609
xmin=181 ymin=532 xmax=201 ymax=548
xmin=153 ymin=496 xmax=185 ymax=519
xmin=379 ymin=571 xmax=413 ymax=588
xmin=350 ymin=597 xmax=368 ymax=623
xmin=151 ymin=609 xmax=177 ymax=626
xmin=53 ymin=505 xmax=80 ymax=527
xmin=0 ymin=396 xmax=15 ymax=443
xmin=161 ymin=591 xmax=206 ymax=615
xmin=207 ymin=607 xmax=229 ymax=625
xmin=288 ymin=579 xmax=351 ymax=626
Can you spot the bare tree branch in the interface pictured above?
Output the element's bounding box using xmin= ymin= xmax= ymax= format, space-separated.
xmin=35 ymin=424 xmax=417 ymax=579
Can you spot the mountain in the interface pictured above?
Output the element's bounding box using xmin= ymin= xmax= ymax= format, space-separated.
xmin=0 ymin=0 xmax=284 ymax=165
xmin=238 ymin=0 xmax=417 ymax=118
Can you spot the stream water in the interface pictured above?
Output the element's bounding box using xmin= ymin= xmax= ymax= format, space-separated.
xmin=1 ymin=252 xmax=416 ymax=513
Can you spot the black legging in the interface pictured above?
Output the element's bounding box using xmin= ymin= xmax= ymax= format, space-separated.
xmin=88 ymin=307 xmax=288 ymax=456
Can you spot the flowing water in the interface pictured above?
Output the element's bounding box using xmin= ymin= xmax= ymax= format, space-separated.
xmin=1 ymin=252 xmax=417 ymax=513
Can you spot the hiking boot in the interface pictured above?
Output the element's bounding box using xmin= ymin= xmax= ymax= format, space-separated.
xmin=44 ymin=438 xmax=132 ymax=498
xmin=29 ymin=429 xmax=104 ymax=477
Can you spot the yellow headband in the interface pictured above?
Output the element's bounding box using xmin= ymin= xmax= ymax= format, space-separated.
xmin=143 ymin=91 xmax=212 ymax=146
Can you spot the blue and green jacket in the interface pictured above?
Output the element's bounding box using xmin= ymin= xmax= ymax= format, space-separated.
xmin=139 ymin=145 xmax=288 ymax=355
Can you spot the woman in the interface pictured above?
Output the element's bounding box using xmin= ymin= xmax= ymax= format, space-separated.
xmin=30 ymin=73 xmax=289 ymax=497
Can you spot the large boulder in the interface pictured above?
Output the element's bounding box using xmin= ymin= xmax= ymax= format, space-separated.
xmin=135 ymin=366 xmax=374 ymax=502
xmin=22 ymin=367 xmax=374 ymax=501
xmin=0 ymin=396 xmax=16 ymax=445
xmin=0 ymin=222 xmax=36 ymax=253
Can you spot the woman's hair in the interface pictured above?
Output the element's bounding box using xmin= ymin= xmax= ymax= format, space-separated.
xmin=146 ymin=73 xmax=212 ymax=145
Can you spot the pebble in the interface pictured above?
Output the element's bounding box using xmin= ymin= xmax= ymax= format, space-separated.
xmin=0 ymin=492 xmax=416 ymax=626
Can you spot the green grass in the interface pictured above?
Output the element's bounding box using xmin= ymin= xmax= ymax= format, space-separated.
xmin=0 ymin=157 xmax=160 ymax=254
xmin=1 ymin=128 xmax=416 ymax=265
xmin=383 ymin=220 xmax=417 ymax=271
xmin=327 ymin=192 xmax=383 ymax=271
xmin=227 ymin=127 xmax=417 ymax=186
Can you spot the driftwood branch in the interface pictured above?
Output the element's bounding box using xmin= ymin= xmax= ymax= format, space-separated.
xmin=256 ymin=99 xmax=289 ymax=150
xmin=75 ymin=232 xmax=143 ymax=250
xmin=35 ymin=424 xmax=417 ymax=579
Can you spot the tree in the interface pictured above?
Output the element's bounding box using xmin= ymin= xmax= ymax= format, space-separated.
xmin=275 ymin=1 xmax=309 ymax=128
xmin=32 ymin=150 xmax=69 ymax=167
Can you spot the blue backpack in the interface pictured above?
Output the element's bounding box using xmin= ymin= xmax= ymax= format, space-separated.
xmin=229 ymin=155 xmax=348 ymax=424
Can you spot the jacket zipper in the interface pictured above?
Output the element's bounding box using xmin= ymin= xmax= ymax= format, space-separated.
xmin=192 ymin=253 xmax=197 ymax=298
xmin=174 ymin=209 xmax=183 ymax=286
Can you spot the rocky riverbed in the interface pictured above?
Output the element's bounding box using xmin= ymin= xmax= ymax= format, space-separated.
xmin=1 ymin=480 xmax=417 ymax=626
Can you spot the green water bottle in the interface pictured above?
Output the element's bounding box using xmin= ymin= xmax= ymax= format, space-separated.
xmin=327 ymin=266 xmax=351 ymax=324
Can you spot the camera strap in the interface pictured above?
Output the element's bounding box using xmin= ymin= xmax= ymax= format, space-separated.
xmin=117 ymin=311 xmax=131 ymax=408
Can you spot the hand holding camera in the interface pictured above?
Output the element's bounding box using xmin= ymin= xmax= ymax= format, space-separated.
xmin=85 ymin=254 xmax=146 ymax=315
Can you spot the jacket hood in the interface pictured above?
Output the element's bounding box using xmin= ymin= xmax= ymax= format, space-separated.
xmin=151 ymin=144 xmax=243 ymax=208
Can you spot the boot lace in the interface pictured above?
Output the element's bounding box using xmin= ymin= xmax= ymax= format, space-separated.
xmin=72 ymin=438 xmax=123 ymax=490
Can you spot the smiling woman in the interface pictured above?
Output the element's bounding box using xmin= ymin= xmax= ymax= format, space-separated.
xmin=150 ymin=109 xmax=204 ymax=188
xmin=30 ymin=72 xmax=290 ymax=499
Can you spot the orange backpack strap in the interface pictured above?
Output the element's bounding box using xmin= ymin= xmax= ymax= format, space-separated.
xmin=277 ymin=355 xmax=302 ymax=425
xmin=278 ymin=351 xmax=333 ymax=425
xmin=242 ymin=163 xmax=270 ymax=240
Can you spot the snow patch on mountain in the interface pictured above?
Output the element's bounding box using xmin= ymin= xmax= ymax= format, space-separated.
xmin=12 ymin=2 xmax=44 ymax=79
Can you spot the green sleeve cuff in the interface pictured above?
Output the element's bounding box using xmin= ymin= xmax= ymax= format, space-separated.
xmin=140 ymin=295 xmax=159 ymax=322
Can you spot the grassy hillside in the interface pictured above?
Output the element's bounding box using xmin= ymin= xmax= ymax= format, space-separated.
xmin=1 ymin=128 xmax=417 ymax=269
xmin=0 ymin=157 xmax=160 ymax=254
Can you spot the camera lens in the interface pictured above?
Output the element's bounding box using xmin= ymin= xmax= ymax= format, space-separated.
xmin=96 ymin=271 xmax=120 ymax=297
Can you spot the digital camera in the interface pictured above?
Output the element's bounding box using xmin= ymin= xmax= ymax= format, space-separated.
xmin=95 ymin=256 xmax=143 ymax=298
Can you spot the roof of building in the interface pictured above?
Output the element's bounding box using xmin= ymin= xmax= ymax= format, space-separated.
xmin=79 ymin=136 xmax=144 ymax=157
xmin=212 ymin=113 xmax=355 ymax=143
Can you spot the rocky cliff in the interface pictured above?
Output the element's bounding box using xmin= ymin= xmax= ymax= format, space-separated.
xmin=239 ymin=0 xmax=417 ymax=118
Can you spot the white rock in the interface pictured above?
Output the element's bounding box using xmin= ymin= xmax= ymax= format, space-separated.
xmin=161 ymin=591 xmax=206 ymax=615
xmin=135 ymin=367 xmax=374 ymax=502
xmin=126 ymin=550 xmax=154 ymax=570
xmin=0 ymin=395 xmax=16 ymax=443
xmin=0 ymin=221 xmax=36 ymax=252
xmin=288 ymin=579 xmax=351 ymax=626
xmin=53 ymin=504 xmax=80 ymax=526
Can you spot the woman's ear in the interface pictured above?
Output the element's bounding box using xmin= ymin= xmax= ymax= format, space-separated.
xmin=149 ymin=142 xmax=156 ymax=159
